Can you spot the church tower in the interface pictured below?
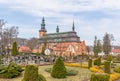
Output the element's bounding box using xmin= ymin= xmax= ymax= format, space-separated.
xmin=72 ymin=21 xmax=75 ymax=32
xmin=39 ymin=17 xmax=47 ymax=38
xmin=56 ymin=25 xmax=59 ymax=33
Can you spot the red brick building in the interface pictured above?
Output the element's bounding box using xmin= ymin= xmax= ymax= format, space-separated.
xmin=38 ymin=18 xmax=87 ymax=56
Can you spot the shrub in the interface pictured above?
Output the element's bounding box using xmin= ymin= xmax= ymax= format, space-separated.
xmin=38 ymin=74 xmax=47 ymax=81
xmin=51 ymin=57 xmax=67 ymax=78
xmin=0 ymin=62 xmax=23 ymax=78
xmin=8 ymin=62 xmax=23 ymax=72
xmin=65 ymin=63 xmax=88 ymax=68
xmin=106 ymin=55 xmax=113 ymax=62
xmin=90 ymin=73 xmax=110 ymax=81
xmin=97 ymin=57 xmax=101 ymax=66
xmin=94 ymin=57 xmax=101 ymax=66
xmin=66 ymin=68 xmax=78 ymax=76
xmin=104 ymin=61 xmax=111 ymax=74
xmin=90 ymin=66 xmax=104 ymax=73
xmin=110 ymin=73 xmax=120 ymax=81
xmin=88 ymin=58 xmax=92 ymax=69
xmin=45 ymin=68 xmax=78 ymax=76
xmin=11 ymin=41 xmax=18 ymax=56
xmin=22 ymin=65 xmax=38 ymax=81
xmin=114 ymin=66 xmax=120 ymax=73
xmin=22 ymin=65 xmax=46 ymax=81
xmin=94 ymin=59 xmax=98 ymax=65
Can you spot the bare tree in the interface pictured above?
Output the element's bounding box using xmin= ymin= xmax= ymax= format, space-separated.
xmin=3 ymin=26 xmax=19 ymax=47
xmin=0 ymin=19 xmax=7 ymax=52
xmin=103 ymin=33 xmax=114 ymax=55
xmin=26 ymin=37 xmax=38 ymax=50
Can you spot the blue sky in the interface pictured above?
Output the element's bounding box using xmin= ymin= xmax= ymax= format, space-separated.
xmin=0 ymin=0 xmax=120 ymax=45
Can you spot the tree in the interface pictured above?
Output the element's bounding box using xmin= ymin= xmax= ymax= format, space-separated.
xmin=41 ymin=41 xmax=47 ymax=55
xmin=93 ymin=36 xmax=102 ymax=56
xmin=11 ymin=41 xmax=18 ymax=56
xmin=2 ymin=26 xmax=19 ymax=47
xmin=26 ymin=37 xmax=38 ymax=50
xmin=51 ymin=57 xmax=67 ymax=78
xmin=86 ymin=46 xmax=91 ymax=54
xmin=103 ymin=33 xmax=114 ymax=55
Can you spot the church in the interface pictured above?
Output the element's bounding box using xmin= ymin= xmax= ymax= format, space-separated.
xmin=38 ymin=17 xmax=87 ymax=56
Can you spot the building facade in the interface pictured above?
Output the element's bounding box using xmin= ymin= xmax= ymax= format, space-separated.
xmin=38 ymin=17 xmax=87 ymax=56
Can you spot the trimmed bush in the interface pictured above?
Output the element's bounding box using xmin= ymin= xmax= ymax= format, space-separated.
xmin=66 ymin=68 xmax=78 ymax=76
xmin=94 ymin=59 xmax=98 ymax=65
xmin=22 ymin=65 xmax=46 ymax=81
xmin=106 ymin=55 xmax=113 ymax=62
xmin=104 ymin=61 xmax=111 ymax=74
xmin=45 ymin=68 xmax=78 ymax=76
xmin=94 ymin=57 xmax=101 ymax=66
xmin=90 ymin=73 xmax=110 ymax=81
xmin=11 ymin=41 xmax=18 ymax=56
xmin=114 ymin=66 xmax=120 ymax=73
xmin=97 ymin=57 xmax=101 ymax=66
xmin=22 ymin=65 xmax=38 ymax=81
xmin=88 ymin=58 xmax=92 ymax=69
xmin=51 ymin=57 xmax=67 ymax=78
xmin=38 ymin=74 xmax=47 ymax=81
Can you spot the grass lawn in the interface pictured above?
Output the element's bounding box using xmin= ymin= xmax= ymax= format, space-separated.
xmin=0 ymin=65 xmax=91 ymax=81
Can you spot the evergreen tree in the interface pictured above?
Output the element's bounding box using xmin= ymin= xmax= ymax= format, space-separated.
xmin=11 ymin=41 xmax=18 ymax=56
xmin=93 ymin=36 xmax=102 ymax=56
xmin=51 ymin=57 xmax=67 ymax=78
xmin=41 ymin=41 xmax=47 ymax=55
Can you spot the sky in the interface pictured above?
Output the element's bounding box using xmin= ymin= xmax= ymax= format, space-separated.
xmin=0 ymin=0 xmax=120 ymax=45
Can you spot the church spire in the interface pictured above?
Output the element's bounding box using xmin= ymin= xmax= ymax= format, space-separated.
xmin=56 ymin=25 xmax=59 ymax=33
xmin=41 ymin=17 xmax=46 ymax=32
xmin=72 ymin=21 xmax=75 ymax=32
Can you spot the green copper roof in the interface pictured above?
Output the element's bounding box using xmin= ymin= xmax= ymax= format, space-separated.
xmin=39 ymin=31 xmax=80 ymax=43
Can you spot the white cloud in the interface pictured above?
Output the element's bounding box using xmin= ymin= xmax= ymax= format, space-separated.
xmin=0 ymin=0 xmax=120 ymax=45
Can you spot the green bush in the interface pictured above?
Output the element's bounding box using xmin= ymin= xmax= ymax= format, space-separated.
xmin=0 ymin=62 xmax=23 ymax=78
xmin=114 ymin=66 xmax=120 ymax=73
xmin=8 ymin=62 xmax=23 ymax=72
xmin=22 ymin=65 xmax=38 ymax=81
xmin=45 ymin=68 xmax=78 ymax=76
xmin=94 ymin=57 xmax=101 ymax=66
xmin=106 ymin=55 xmax=113 ymax=62
xmin=22 ymin=65 xmax=46 ymax=81
xmin=66 ymin=68 xmax=78 ymax=76
xmin=11 ymin=41 xmax=18 ymax=56
xmin=90 ymin=73 xmax=110 ymax=81
xmin=97 ymin=57 xmax=101 ymax=66
xmin=51 ymin=57 xmax=67 ymax=78
xmin=104 ymin=61 xmax=111 ymax=74
xmin=38 ymin=74 xmax=47 ymax=81
xmin=94 ymin=59 xmax=98 ymax=65
xmin=88 ymin=58 xmax=92 ymax=69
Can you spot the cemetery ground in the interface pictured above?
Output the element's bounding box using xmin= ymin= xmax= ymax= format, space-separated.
xmin=0 ymin=64 xmax=91 ymax=81
xmin=1 ymin=55 xmax=120 ymax=81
